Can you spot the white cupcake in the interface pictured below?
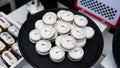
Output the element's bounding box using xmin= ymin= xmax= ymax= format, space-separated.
xmin=0 ymin=32 xmax=15 ymax=47
xmin=8 ymin=26 xmax=19 ymax=38
xmin=57 ymin=10 xmax=67 ymax=19
xmin=49 ymin=46 xmax=65 ymax=62
xmin=29 ymin=29 xmax=41 ymax=43
xmin=40 ymin=26 xmax=55 ymax=40
xmin=0 ymin=17 xmax=11 ymax=30
xmin=61 ymin=11 xmax=74 ymax=23
xmin=35 ymin=20 xmax=45 ymax=29
xmin=68 ymin=47 xmax=84 ymax=62
xmin=76 ymin=39 xmax=87 ymax=47
xmin=2 ymin=51 xmax=17 ymax=66
xmin=71 ymin=27 xmax=85 ymax=40
xmin=36 ymin=40 xmax=52 ymax=55
xmin=83 ymin=26 xmax=95 ymax=39
xmin=60 ymin=36 xmax=76 ymax=51
xmin=56 ymin=21 xmax=71 ymax=35
xmin=42 ymin=12 xmax=57 ymax=25
xmin=74 ymin=15 xmax=88 ymax=27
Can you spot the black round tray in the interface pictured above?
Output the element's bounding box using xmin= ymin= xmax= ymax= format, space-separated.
xmin=113 ymin=25 xmax=120 ymax=68
xmin=18 ymin=8 xmax=103 ymax=68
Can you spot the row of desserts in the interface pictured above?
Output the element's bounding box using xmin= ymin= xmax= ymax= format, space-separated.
xmin=0 ymin=17 xmax=22 ymax=68
xmin=29 ymin=10 xmax=95 ymax=62
xmin=30 ymin=10 xmax=94 ymax=42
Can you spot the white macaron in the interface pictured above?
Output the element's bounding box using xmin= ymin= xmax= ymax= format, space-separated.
xmin=42 ymin=12 xmax=57 ymax=25
xmin=49 ymin=46 xmax=65 ymax=62
xmin=49 ymin=29 xmax=58 ymax=42
xmin=55 ymin=35 xmax=65 ymax=46
xmin=83 ymin=26 xmax=95 ymax=39
xmin=29 ymin=29 xmax=41 ymax=43
xmin=56 ymin=21 xmax=71 ymax=34
xmin=71 ymin=27 xmax=85 ymax=40
xmin=74 ymin=15 xmax=88 ymax=27
xmin=36 ymin=40 xmax=52 ymax=55
xmin=40 ymin=26 xmax=55 ymax=40
xmin=61 ymin=11 xmax=74 ymax=22
xmin=60 ymin=36 xmax=76 ymax=51
xmin=76 ymin=39 xmax=87 ymax=47
xmin=68 ymin=47 xmax=84 ymax=62
xmin=57 ymin=10 xmax=67 ymax=19
xmin=35 ymin=20 xmax=45 ymax=29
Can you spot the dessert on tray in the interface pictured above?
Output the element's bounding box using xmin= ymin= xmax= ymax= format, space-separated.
xmin=28 ymin=10 xmax=95 ymax=62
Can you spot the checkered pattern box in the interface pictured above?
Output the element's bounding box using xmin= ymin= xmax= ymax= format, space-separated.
xmin=75 ymin=0 xmax=120 ymax=28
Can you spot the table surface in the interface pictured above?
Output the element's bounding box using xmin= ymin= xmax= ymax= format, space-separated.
xmin=7 ymin=1 xmax=116 ymax=68
xmin=101 ymin=52 xmax=117 ymax=68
